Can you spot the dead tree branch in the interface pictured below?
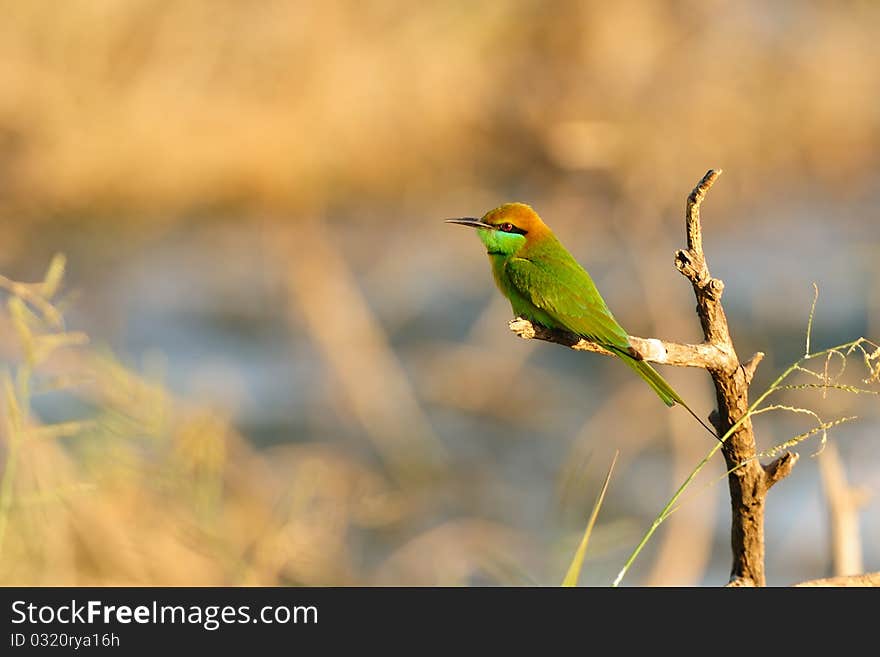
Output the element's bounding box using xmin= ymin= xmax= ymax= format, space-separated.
xmin=794 ymin=572 xmax=880 ymax=587
xmin=508 ymin=318 xmax=732 ymax=369
xmin=510 ymin=169 xmax=796 ymax=586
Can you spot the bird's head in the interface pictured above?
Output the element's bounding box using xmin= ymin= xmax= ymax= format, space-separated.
xmin=446 ymin=202 xmax=548 ymax=256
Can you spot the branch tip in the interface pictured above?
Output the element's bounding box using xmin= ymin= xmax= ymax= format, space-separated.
xmin=684 ymin=168 xmax=722 ymax=261
xmin=689 ymin=169 xmax=723 ymax=202
xmin=509 ymin=317 xmax=536 ymax=339
xmin=764 ymin=452 xmax=799 ymax=489
xmin=742 ymin=352 xmax=765 ymax=385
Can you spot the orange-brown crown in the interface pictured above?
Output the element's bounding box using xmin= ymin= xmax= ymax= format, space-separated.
xmin=481 ymin=202 xmax=550 ymax=238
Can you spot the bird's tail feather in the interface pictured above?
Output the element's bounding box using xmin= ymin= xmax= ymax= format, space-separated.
xmin=619 ymin=353 xmax=718 ymax=439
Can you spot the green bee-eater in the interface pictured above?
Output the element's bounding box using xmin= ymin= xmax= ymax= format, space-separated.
xmin=448 ymin=202 xmax=714 ymax=436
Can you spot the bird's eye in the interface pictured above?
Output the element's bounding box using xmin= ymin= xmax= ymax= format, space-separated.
xmin=500 ymin=223 xmax=514 ymax=233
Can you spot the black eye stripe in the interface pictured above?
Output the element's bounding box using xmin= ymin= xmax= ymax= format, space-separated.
xmin=498 ymin=222 xmax=527 ymax=235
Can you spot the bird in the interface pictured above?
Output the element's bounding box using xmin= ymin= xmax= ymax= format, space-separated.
xmin=447 ymin=202 xmax=715 ymax=437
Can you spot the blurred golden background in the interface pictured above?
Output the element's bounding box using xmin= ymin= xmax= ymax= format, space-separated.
xmin=0 ymin=0 xmax=878 ymax=586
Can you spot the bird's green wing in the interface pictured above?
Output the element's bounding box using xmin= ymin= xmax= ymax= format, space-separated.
xmin=505 ymin=254 xmax=717 ymax=425
xmin=504 ymin=255 xmax=631 ymax=350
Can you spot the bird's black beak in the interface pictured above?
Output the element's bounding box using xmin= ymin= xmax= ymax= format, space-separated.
xmin=445 ymin=218 xmax=494 ymax=229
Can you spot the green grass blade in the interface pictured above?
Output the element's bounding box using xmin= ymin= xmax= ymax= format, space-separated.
xmin=561 ymin=450 xmax=618 ymax=587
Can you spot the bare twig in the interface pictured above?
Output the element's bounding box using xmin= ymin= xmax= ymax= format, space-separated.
xmin=509 ymin=318 xmax=729 ymax=369
xmin=763 ymin=452 xmax=799 ymax=490
xmin=742 ymin=352 xmax=765 ymax=385
xmin=794 ymin=572 xmax=880 ymax=587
